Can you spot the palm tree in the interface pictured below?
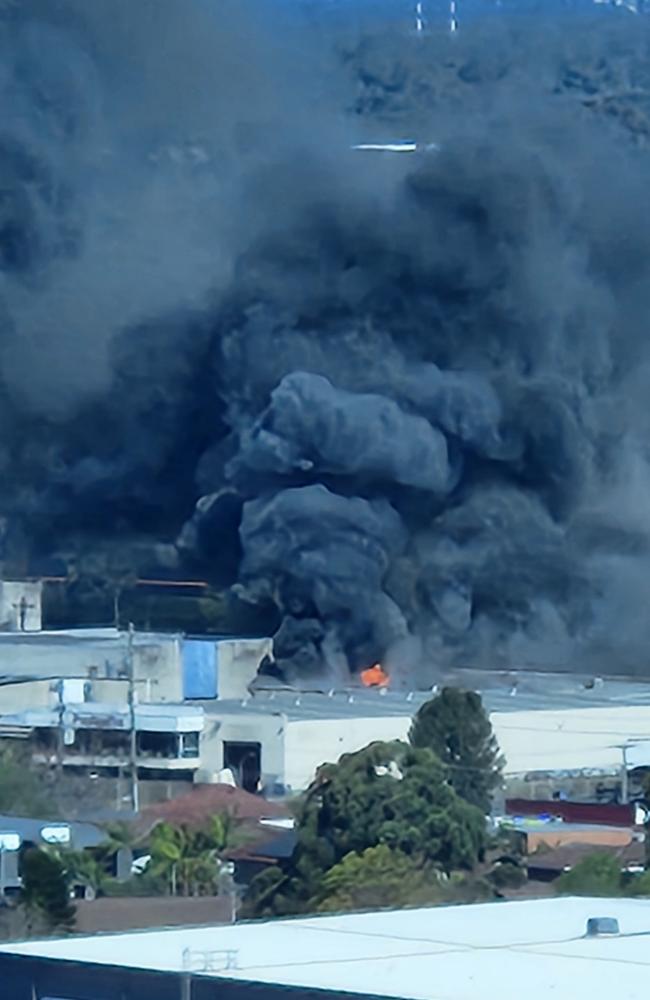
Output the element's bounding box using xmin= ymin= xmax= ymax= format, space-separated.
xmin=147 ymin=815 xmax=240 ymax=897
xmin=56 ymin=849 xmax=107 ymax=898
xmin=98 ymin=821 xmax=143 ymax=880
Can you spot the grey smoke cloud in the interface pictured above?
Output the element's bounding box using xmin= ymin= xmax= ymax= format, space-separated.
xmin=229 ymin=372 xmax=452 ymax=492
xmin=0 ymin=0 xmax=339 ymax=415
xmin=3 ymin=2 xmax=650 ymax=681
xmin=238 ymin=484 xmax=409 ymax=678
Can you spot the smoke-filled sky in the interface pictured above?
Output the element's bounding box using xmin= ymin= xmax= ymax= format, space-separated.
xmin=3 ymin=0 xmax=650 ymax=683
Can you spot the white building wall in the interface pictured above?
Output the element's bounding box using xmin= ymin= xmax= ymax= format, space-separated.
xmin=0 ymin=679 xmax=53 ymax=712
xmin=491 ymin=705 xmax=650 ymax=774
xmin=0 ymin=630 xmax=183 ymax=711
xmin=133 ymin=635 xmax=182 ymax=702
xmin=199 ymin=712 xmax=285 ymax=787
xmin=216 ymin=638 xmax=272 ymax=699
xmin=283 ymin=716 xmax=412 ymax=791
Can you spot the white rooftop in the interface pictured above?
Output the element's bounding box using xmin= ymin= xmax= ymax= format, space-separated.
xmin=3 ymin=897 xmax=650 ymax=999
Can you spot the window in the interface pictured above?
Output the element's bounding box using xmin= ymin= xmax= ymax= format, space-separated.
xmin=180 ymin=731 xmax=200 ymax=758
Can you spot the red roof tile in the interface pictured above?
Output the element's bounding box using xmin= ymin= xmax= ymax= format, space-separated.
xmin=137 ymin=784 xmax=289 ymax=832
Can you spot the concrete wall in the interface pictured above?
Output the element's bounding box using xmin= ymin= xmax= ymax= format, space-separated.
xmin=133 ymin=634 xmax=183 ymax=702
xmin=200 ymin=712 xmax=413 ymax=792
xmin=199 ymin=712 xmax=285 ymax=788
xmin=283 ymin=716 xmax=412 ymax=790
xmin=216 ymin=638 xmax=272 ymax=699
xmin=74 ymin=895 xmax=233 ymax=933
xmin=0 ymin=679 xmax=53 ymax=712
xmin=0 ymin=631 xmax=183 ymax=711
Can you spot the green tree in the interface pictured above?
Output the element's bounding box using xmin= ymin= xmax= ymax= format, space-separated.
xmin=0 ymin=743 xmax=56 ymax=818
xmin=409 ymin=688 xmax=504 ymax=813
xmin=487 ymin=860 xmax=527 ymax=890
xmin=314 ymin=845 xmax=446 ymax=913
xmin=96 ymin=820 xmax=145 ymax=880
xmin=20 ymin=848 xmax=76 ymax=932
xmin=626 ymin=870 xmax=650 ymax=897
xmin=314 ymin=848 xmax=496 ymax=915
xmin=555 ymin=853 xmax=622 ymax=897
xmin=56 ymin=849 xmax=107 ymax=897
xmin=148 ymin=815 xmax=237 ymax=897
xmin=244 ymin=740 xmax=486 ymax=918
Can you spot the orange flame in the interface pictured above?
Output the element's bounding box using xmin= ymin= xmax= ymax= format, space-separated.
xmin=360 ymin=663 xmax=390 ymax=688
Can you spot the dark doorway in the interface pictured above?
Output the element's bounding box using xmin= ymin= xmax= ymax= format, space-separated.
xmin=223 ymin=741 xmax=261 ymax=793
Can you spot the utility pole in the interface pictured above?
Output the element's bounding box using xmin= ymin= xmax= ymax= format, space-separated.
xmin=127 ymin=623 xmax=139 ymax=813
xmin=56 ymin=678 xmax=65 ymax=774
xmin=621 ymin=744 xmax=630 ymax=805
xmin=181 ymin=948 xmax=192 ymax=1000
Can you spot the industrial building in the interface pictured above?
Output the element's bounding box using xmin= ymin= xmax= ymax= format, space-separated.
xmin=0 ymin=701 xmax=204 ymax=778
xmin=189 ymin=677 xmax=650 ymax=797
xmin=0 ymin=622 xmax=271 ymax=793
xmin=1 ymin=896 xmax=648 ymax=1000
xmin=0 ymin=626 xmax=271 ymax=708
xmin=198 ymin=688 xmax=429 ymax=793
xmin=484 ymin=679 xmax=650 ymax=802
xmin=2 ymin=573 xmax=650 ymax=802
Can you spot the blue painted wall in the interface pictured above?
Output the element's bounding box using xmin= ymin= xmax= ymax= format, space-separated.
xmin=182 ymin=639 xmax=218 ymax=699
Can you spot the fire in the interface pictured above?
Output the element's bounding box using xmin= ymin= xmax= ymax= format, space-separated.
xmin=360 ymin=663 xmax=390 ymax=688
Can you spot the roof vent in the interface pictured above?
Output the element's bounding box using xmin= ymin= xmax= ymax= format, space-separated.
xmin=586 ymin=917 xmax=620 ymax=937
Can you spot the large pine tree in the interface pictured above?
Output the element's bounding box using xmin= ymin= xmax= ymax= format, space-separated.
xmin=243 ymin=739 xmax=487 ymax=918
xmin=409 ymin=687 xmax=503 ymax=814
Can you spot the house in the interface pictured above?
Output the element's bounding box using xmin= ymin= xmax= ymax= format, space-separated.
xmin=526 ymin=839 xmax=646 ymax=882
xmin=0 ymin=814 xmax=106 ymax=898
xmin=132 ymin=783 xmax=295 ymax=886
xmin=501 ymin=817 xmax=641 ymax=853
xmin=134 ymin=783 xmax=289 ymax=833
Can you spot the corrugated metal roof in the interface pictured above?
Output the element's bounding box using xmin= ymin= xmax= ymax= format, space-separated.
xmin=202 ymin=689 xmax=430 ymax=722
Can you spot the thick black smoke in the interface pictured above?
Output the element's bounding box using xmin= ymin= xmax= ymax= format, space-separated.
xmin=3 ymin=1 xmax=650 ymax=683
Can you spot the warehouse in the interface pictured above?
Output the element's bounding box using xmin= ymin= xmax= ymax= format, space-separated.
xmin=195 ymin=675 xmax=650 ymax=796
xmin=197 ymin=688 xmax=430 ymax=792
xmin=1 ymin=896 xmax=649 ymax=1000
xmin=483 ymin=677 xmax=650 ymax=801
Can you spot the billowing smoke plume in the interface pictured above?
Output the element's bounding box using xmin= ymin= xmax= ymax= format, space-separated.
xmin=3 ymin=0 xmax=650 ymax=684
